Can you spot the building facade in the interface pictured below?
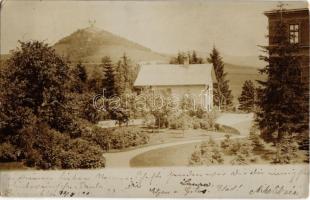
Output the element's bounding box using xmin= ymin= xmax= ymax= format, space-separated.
xmin=134 ymin=64 xmax=217 ymax=111
xmin=264 ymin=8 xmax=309 ymax=89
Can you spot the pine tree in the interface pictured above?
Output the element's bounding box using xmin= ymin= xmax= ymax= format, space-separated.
xmin=256 ymin=8 xmax=308 ymax=146
xmin=191 ymin=51 xmax=203 ymax=64
xmin=238 ymin=80 xmax=255 ymax=112
xmin=170 ymin=51 xmax=203 ymax=64
xmin=101 ymin=56 xmax=117 ymax=98
xmin=87 ymin=67 xmax=104 ymax=94
xmin=75 ymin=62 xmax=87 ymax=83
xmin=207 ymin=47 xmax=233 ymax=110
xmin=115 ymin=53 xmax=137 ymax=94
xmin=71 ymin=62 xmax=87 ymax=93
xmin=169 ymin=52 xmax=186 ymax=64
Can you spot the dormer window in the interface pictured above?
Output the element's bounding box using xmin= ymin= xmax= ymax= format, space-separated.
xmin=289 ymin=24 xmax=299 ymax=44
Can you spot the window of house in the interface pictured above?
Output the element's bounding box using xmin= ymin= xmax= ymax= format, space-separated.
xmin=289 ymin=24 xmax=299 ymax=44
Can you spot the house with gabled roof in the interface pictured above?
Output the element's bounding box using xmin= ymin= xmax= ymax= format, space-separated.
xmin=134 ymin=62 xmax=217 ymax=111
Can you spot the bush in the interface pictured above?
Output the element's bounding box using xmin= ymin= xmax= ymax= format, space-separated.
xmin=169 ymin=112 xmax=193 ymax=130
xmin=110 ymin=127 xmax=149 ymax=149
xmin=189 ymin=138 xmax=224 ymax=166
xmin=84 ymin=126 xmax=149 ymax=151
xmin=272 ymin=135 xmax=299 ymax=164
xmin=167 ymin=110 xmax=218 ymax=131
xmin=180 ymin=97 xmax=205 ymax=118
xmin=61 ymin=138 xmax=105 ymax=169
xmin=200 ymin=110 xmax=218 ymax=131
xmin=220 ymin=134 xmax=231 ymax=150
xmin=141 ymin=89 xmax=175 ymax=128
xmin=249 ymin=125 xmax=265 ymax=151
xmin=229 ymin=139 xmax=257 ymax=165
xmin=188 ymin=106 xmax=205 ymax=119
xmin=192 ymin=117 xmax=201 ymax=129
xmin=60 ymin=150 xmax=82 ymax=169
xmin=0 ymin=142 xmax=18 ymax=162
xmin=14 ymin=122 xmax=106 ymax=169
xmin=143 ymin=114 xmax=156 ymax=128
xmin=168 ymin=113 xmax=179 ymax=129
xmin=83 ymin=126 xmax=110 ymax=151
xmin=27 ymin=125 xmax=70 ymax=169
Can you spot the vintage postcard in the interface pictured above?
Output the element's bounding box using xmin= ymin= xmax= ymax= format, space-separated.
xmin=0 ymin=0 xmax=309 ymax=198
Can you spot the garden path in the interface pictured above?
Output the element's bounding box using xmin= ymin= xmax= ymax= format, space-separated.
xmin=103 ymin=113 xmax=253 ymax=167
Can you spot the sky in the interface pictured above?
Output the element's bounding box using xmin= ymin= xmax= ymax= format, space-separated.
xmin=0 ymin=0 xmax=308 ymax=57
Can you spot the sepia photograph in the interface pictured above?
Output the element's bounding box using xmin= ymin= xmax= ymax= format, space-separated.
xmin=0 ymin=0 xmax=309 ymax=198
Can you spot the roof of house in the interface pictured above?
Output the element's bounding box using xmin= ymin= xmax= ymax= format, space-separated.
xmin=134 ymin=64 xmax=217 ymax=87
xmin=264 ymin=8 xmax=309 ymax=16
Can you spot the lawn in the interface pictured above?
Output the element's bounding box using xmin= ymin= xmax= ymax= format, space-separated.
xmin=130 ymin=139 xmax=309 ymax=167
xmin=130 ymin=142 xmax=199 ymax=167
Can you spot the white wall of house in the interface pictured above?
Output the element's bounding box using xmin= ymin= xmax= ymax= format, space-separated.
xmin=149 ymin=84 xmax=213 ymax=111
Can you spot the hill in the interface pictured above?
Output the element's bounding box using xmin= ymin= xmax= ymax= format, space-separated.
xmin=53 ymin=26 xmax=169 ymax=63
xmin=3 ymin=27 xmax=266 ymax=105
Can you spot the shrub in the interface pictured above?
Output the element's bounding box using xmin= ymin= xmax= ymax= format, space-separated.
xmin=0 ymin=142 xmax=18 ymax=162
xmin=230 ymin=153 xmax=248 ymax=165
xmin=84 ymin=126 xmax=149 ymax=151
xmin=200 ymin=120 xmax=212 ymax=130
xmin=192 ymin=117 xmax=201 ymax=129
xmin=272 ymin=135 xmax=299 ymax=164
xmin=110 ymin=127 xmax=149 ymax=149
xmin=143 ymin=114 xmax=156 ymax=128
xmin=189 ymin=138 xmax=224 ymax=166
xmin=83 ymin=126 xmax=110 ymax=151
xmin=23 ymin=125 xmax=67 ymax=169
xmin=200 ymin=110 xmax=218 ymax=131
xmin=229 ymin=139 xmax=257 ymax=165
xmin=141 ymin=89 xmax=175 ymax=128
xmin=220 ymin=134 xmax=231 ymax=150
xmin=188 ymin=105 xmax=205 ymax=119
xmin=25 ymin=149 xmax=43 ymax=168
xmin=249 ymin=125 xmax=265 ymax=151
xmin=60 ymin=150 xmax=82 ymax=169
xmin=15 ymin=122 xmax=106 ymax=169
xmin=169 ymin=112 xmax=193 ymax=130
xmin=168 ymin=113 xmax=179 ymax=129
xmin=63 ymin=138 xmax=105 ymax=169
xmin=189 ymin=149 xmax=202 ymax=165
xmin=221 ymin=138 xmax=242 ymax=155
